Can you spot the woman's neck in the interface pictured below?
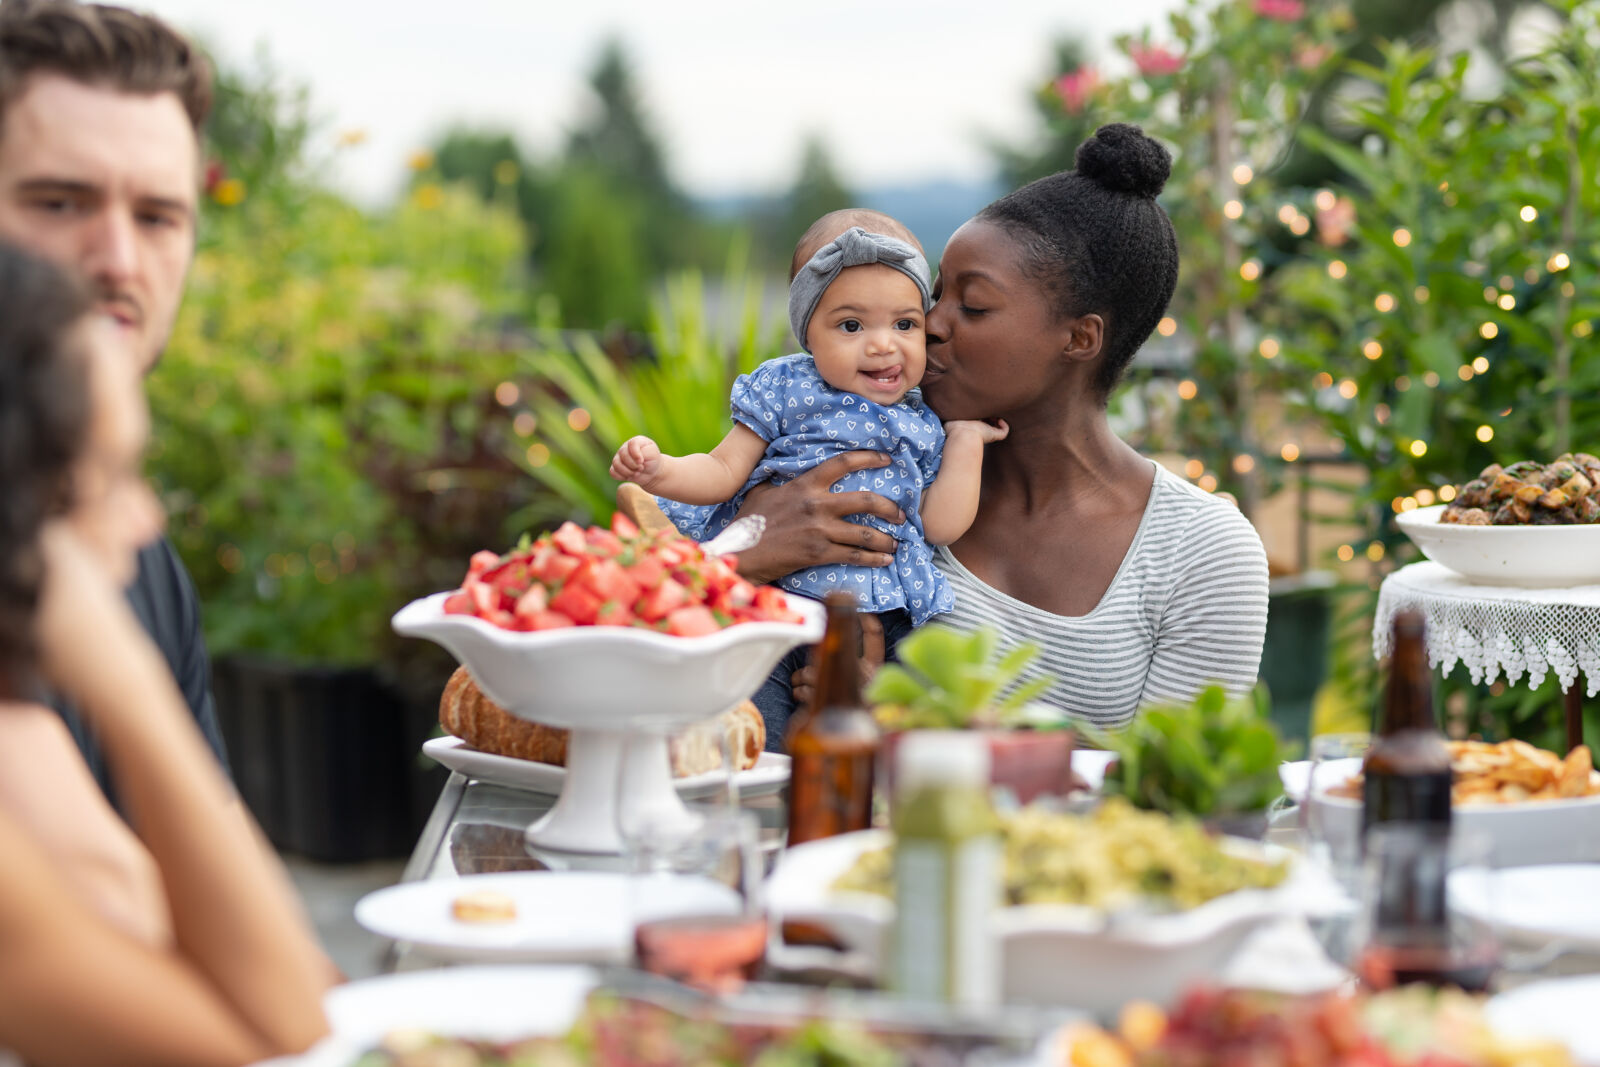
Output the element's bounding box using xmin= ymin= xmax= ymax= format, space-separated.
xmin=981 ymin=396 xmax=1147 ymax=514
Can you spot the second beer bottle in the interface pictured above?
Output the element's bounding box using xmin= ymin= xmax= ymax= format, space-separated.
xmin=785 ymin=592 xmax=880 ymax=848
xmin=1362 ymin=606 xmax=1453 ymax=836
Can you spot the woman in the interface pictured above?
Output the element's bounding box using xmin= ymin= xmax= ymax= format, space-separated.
xmin=738 ymin=124 xmax=1269 ymax=741
xmin=0 ymin=243 xmax=333 ymax=1066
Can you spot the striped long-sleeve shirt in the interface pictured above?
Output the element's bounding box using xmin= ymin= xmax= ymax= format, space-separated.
xmin=932 ymin=462 xmax=1269 ymax=731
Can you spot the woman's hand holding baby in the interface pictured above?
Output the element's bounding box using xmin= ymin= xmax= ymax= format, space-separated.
xmin=610 ymin=435 xmax=664 ymax=489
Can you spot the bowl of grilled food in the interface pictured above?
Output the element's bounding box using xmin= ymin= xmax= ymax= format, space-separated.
xmin=1283 ymin=739 xmax=1600 ymax=868
xmin=1396 ymin=454 xmax=1600 ymax=587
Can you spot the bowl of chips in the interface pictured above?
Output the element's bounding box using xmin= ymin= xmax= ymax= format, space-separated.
xmin=1283 ymin=741 xmax=1600 ymax=868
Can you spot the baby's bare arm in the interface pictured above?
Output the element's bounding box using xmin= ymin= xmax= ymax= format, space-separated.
xmin=613 ymin=424 xmax=770 ymax=506
xmin=921 ymin=420 xmax=1009 ymax=545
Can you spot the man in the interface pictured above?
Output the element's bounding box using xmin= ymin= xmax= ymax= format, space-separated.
xmin=0 ymin=0 xmax=227 ymax=797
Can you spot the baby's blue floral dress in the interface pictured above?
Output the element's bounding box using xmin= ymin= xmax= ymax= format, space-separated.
xmin=658 ymin=353 xmax=953 ymax=625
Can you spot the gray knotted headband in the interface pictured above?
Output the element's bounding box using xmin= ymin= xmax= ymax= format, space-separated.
xmin=788 ymin=227 xmax=933 ymax=354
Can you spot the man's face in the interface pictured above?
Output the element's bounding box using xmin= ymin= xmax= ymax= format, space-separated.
xmin=0 ymin=74 xmax=197 ymax=373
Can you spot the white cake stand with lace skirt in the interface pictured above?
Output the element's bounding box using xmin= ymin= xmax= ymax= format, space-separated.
xmin=1374 ymin=561 xmax=1600 ymax=752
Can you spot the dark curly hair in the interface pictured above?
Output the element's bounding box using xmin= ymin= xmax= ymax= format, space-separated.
xmin=979 ymin=122 xmax=1179 ymax=401
xmin=0 ymin=242 xmax=91 ymax=699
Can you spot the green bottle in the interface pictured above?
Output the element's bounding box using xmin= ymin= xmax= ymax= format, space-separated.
xmin=888 ymin=731 xmax=1001 ymax=1007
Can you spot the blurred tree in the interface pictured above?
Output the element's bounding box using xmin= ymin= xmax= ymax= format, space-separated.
xmin=772 ymin=135 xmax=855 ymax=262
xmin=421 ymin=39 xmax=744 ymax=330
xmin=992 ymin=38 xmax=1096 ymax=189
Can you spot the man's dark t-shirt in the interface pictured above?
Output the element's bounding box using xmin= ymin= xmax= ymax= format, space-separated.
xmin=51 ymin=536 xmax=229 ymax=807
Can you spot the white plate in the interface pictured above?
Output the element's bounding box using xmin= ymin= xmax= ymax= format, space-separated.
xmin=1396 ymin=504 xmax=1600 ymax=587
xmin=1450 ymin=864 xmax=1600 ymax=951
xmin=1487 ymin=976 xmax=1600 ymax=1065
xmin=249 ymin=965 xmax=599 ymax=1067
xmin=766 ymin=827 xmax=1348 ymax=1013
xmin=1281 ymin=758 xmax=1600 ymax=867
xmin=353 ymin=870 xmax=741 ymax=963
xmin=423 ymin=736 xmax=790 ymax=799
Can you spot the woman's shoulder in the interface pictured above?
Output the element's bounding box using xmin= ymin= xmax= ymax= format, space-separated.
xmin=1143 ymin=464 xmax=1267 ymax=563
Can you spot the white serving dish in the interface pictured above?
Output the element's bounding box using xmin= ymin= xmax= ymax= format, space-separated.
xmin=249 ymin=965 xmax=599 ymax=1067
xmin=423 ymin=736 xmax=791 ymax=799
xmin=393 ymin=591 xmax=822 ymax=853
xmin=1395 ymin=504 xmax=1600 ymax=587
xmin=766 ymin=828 xmax=1348 ymax=1014
xmin=1450 ymin=864 xmax=1600 ymax=951
xmin=1280 ymin=758 xmax=1600 ymax=867
xmin=353 ymin=870 xmax=741 ymax=964
xmin=1487 ymin=975 xmax=1600 ymax=1066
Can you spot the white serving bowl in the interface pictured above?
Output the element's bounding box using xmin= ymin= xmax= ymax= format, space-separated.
xmin=393 ymin=591 xmax=824 ymax=729
xmin=1396 ymin=504 xmax=1600 ymax=587
xmin=1281 ymin=758 xmax=1600 ymax=867
xmin=766 ymin=828 xmax=1348 ymax=1014
xmin=393 ymin=591 xmax=822 ymax=853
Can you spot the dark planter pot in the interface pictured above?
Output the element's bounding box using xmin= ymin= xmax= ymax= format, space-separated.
xmin=1260 ymin=572 xmax=1336 ymax=748
xmin=211 ymin=655 xmax=448 ymax=862
xmin=881 ymin=728 xmax=1077 ymax=805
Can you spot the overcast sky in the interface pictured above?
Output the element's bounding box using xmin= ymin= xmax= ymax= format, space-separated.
xmin=138 ymin=0 xmax=1184 ymax=207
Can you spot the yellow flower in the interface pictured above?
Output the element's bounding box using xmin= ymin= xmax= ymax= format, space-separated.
xmin=408 ymin=150 xmax=435 ymax=172
xmin=413 ymin=183 xmax=444 ymax=211
xmin=336 ymin=129 xmax=368 ymax=147
xmin=211 ymin=178 xmax=246 ymax=206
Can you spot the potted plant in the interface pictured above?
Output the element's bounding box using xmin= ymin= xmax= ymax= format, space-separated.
xmin=1092 ymin=683 xmax=1291 ymax=837
xmin=865 ymin=624 xmax=1075 ymax=804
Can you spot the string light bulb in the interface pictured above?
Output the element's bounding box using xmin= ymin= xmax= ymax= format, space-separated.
xmin=1232 ymin=164 xmax=1254 ymax=185
xmin=1472 ymin=356 xmax=1490 ymax=373
xmin=1480 ymin=322 xmax=1499 ymax=339
xmin=1281 ymin=443 xmax=1300 ymax=462
xmin=1476 ymin=425 xmax=1494 ymax=442
xmin=1374 ymin=292 xmax=1396 ymax=312
xmin=1328 ymin=260 xmax=1348 ymax=279
xmin=1520 ymin=205 xmax=1538 ymax=222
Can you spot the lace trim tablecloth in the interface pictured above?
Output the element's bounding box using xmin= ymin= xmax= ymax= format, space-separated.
xmin=1374 ymin=562 xmax=1600 ymax=697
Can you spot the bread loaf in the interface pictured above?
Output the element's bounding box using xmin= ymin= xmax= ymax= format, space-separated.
xmin=438 ymin=667 xmax=765 ymax=775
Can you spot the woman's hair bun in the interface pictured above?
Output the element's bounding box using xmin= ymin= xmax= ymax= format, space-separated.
xmin=1074 ymin=123 xmax=1171 ymax=198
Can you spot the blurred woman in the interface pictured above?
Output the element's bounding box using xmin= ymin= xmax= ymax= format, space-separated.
xmin=0 ymin=242 xmax=333 ymax=1066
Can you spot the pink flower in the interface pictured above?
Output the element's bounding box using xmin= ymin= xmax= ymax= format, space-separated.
xmin=1255 ymin=0 xmax=1306 ymax=20
xmin=1294 ymin=42 xmax=1334 ymax=70
xmin=1129 ymin=44 xmax=1184 ymax=77
xmin=1316 ymin=196 xmax=1356 ymax=247
xmin=1053 ymin=67 xmax=1101 ymax=115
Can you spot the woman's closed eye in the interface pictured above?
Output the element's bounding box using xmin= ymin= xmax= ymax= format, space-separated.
xmin=959 ymin=305 xmax=988 ymax=318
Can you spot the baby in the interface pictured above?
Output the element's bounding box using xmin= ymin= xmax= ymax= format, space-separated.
xmin=610 ymin=208 xmax=1006 ymax=639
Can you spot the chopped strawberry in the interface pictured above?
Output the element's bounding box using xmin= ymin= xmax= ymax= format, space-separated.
xmin=443 ymin=591 xmax=474 ymax=615
xmin=635 ymin=578 xmax=689 ymax=621
xmin=611 ymin=512 xmax=640 ymax=539
xmin=665 ymin=605 xmax=720 ymax=637
xmin=551 ymin=521 xmax=587 ymax=555
xmin=512 ymin=585 xmax=548 ymax=620
xmin=549 ymin=581 xmax=605 ymax=625
xmin=467 ymin=550 xmax=502 ymax=577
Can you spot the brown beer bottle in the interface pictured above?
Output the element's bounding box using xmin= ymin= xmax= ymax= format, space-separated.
xmin=1362 ymin=607 xmax=1453 ymax=836
xmin=785 ymin=593 xmax=880 ymax=848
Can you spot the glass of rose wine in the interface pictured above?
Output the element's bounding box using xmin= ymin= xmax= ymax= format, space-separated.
xmin=615 ymin=727 xmax=767 ymax=993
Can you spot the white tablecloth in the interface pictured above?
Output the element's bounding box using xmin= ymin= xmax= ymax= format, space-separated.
xmin=1374 ymin=562 xmax=1600 ymax=696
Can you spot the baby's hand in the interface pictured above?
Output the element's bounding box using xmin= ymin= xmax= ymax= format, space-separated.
xmin=610 ymin=435 xmax=663 ymax=485
xmin=945 ymin=418 xmax=1010 ymax=445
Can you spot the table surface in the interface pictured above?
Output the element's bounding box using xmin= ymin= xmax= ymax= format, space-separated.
xmin=389 ymin=769 xmax=1600 ymax=991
